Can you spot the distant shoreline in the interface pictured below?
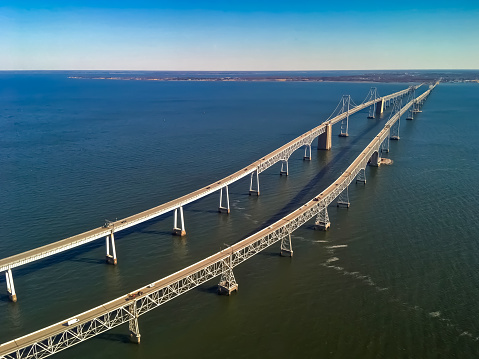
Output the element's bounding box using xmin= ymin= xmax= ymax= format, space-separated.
xmin=67 ymin=75 xmax=477 ymax=83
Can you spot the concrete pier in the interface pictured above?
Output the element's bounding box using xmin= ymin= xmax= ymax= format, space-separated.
xmin=105 ymin=255 xmax=117 ymax=265
xmin=5 ymin=269 xmax=17 ymax=302
xmin=105 ymin=233 xmax=118 ymax=265
xmin=217 ymin=281 xmax=238 ymax=295
xmin=315 ymin=222 xmax=331 ymax=231
xmin=172 ymin=228 xmax=186 ymax=236
xmin=129 ymin=332 xmax=141 ymax=344
xmin=369 ymin=151 xmax=381 ymax=167
xmin=376 ymin=100 xmax=384 ymax=115
xmin=172 ymin=207 xmax=186 ymax=236
xmin=317 ymin=124 xmax=332 ymax=150
xmin=280 ymin=248 xmax=293 ymax=257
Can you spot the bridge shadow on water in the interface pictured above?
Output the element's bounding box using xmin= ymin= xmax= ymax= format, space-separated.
xmin=96 ymin=332 xmax=131 ymax=344
xmin=5 ymin=212 xmax=177 ymax=280
xmin=233 ymin=118 xmax=381 ymax=244
xmin=4 ymin=117 xmax=382 ymax=281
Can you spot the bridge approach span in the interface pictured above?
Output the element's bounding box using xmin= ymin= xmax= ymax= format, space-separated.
xmin=0 ymin=84 xmax=436 ymax=359
xmin=0 ymin=85 xmax=419 ymax=275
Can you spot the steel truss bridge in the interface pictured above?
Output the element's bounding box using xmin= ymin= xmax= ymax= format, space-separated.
xmin=0 ymin=84 xmax=421 ymax=303
xmin=0 ymin=83 xmax=437 ymax=359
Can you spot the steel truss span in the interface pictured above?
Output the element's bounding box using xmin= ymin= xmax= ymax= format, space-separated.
xmin=0 ymin=85 xmax=420 ymax=275
xmin=0 ymin=83 xmax=437 ymax=359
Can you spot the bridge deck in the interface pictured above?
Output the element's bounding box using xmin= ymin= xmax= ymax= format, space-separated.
xmin=0 ymin=85 xmax=421 ymax=273
xmin=0 ymin=84 xmax=436 ymax=359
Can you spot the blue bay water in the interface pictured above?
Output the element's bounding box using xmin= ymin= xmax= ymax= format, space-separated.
xmin=1 ymin=74 xmax=478 ymax=358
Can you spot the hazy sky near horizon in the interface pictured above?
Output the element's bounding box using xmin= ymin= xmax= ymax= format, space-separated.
xmin=1 ymin=1 xmax=478 ymax=70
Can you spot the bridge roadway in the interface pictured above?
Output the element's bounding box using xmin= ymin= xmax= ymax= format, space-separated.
xmin=0 ymin=85 xmax=420 ymax=275
xmin=0 ymin=84 xmax=436 ymax=359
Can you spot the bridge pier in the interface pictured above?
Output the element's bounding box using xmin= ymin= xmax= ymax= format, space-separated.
xmin=317 ymin=123 xmax=332 ymax=150
xmin=280 ymin=234 xmax=293 ymax=257
xmin=315 ymin=207 xmax=330 ymax=231
xmin=303 ymin=144 xmax=312 ymax=161
xmin=390 ymin=124 xmax=400 ymax=141
xmin=381 ymin=137 xmax=390 ymax=153
xmin=280 ymin=160 xmax=289 ymax=176
xmin=337 ymin=187 xmax=350 ymax=208
xmin=218 ymin=254 xmax=238 ymax=295
xmin=173 ymin=206 xmax=186 ymax=236
xmin=356 ymin=168 xmax=366 ymax=184
xmin=105 ymin=232 xmax=118 ymax=265
xmin=376 ymin=99 xmax=384 ymax=115
xmin=129 ymin=302 xmax=141 ymax=344
xmin=218 ymin=185 xmax=230 ymax=214
xmin=369 ymin=151 xmax=381 ymax=167
xmin=249 ymin=170 xmax=260 ymax=196
xmin=5 ymin=268 xmax=17 ymax=302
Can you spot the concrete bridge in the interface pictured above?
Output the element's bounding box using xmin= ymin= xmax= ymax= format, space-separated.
xmin=0 ymin=84 xmax=421 ymax=304
xmin=0 ymin=83 xmax=437 ymax=359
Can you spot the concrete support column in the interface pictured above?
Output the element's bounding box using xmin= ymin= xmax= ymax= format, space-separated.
xmin=249 ymin=170 xmax=260 ymax=196
xmin=280 ymin=160 xmax=289 ymax=176
xmin=106 ymin=232 xmax=118 ymax=265
xmin=303 ymin=144 xmax=312 ymax=160
xmin=6 ymin=268 xmax=17 ymax=302
xmin=376 ymin=99 xmax=384 ymax=114
xmin=218 ymin=185 xmax=230 ymax=213
xmin=129 ymin=302 xmax=141 ymax=344
xmin=369 ymin=151 xmax=381 ymax=167
xmin=173 ymin=206 xmax=186 ymax=236
xmin=317 ymin=124 xmax=332 ymax=150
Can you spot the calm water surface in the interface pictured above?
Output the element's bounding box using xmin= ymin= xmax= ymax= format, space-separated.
xmin=1 ymin=74 xmax=478 ymax=358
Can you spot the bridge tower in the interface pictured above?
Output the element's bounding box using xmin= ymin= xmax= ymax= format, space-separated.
xmin=249 ymin=170 xmax=260 ymax=196
xmin=367 ymin=87 xmax=378 ymax=119
xmin=315 ymin=206 xmax=330 ymax=230
xmin=218 ymin=252 xmax=238 ymax=295
xmin=280 ymin=233 xmax=293 ymax=257
xmin=173 ymin=206 xmax=186 ymax=236
xmin=406 ymin=87 xmax=416 ymax=120
xmin=129 ymin=301 xmax=141 ymax=344
xmin=218 ymin=185 xmax=230 ymax=213
xmin=5 ymin=268 xmax=17 ymax=302
xmin=390 ymin=98 xmax=402 ymax=141
xmin=339 ymin=95 xmax=351 ymax=137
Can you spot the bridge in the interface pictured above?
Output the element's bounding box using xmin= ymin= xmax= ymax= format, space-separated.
xmin=0 ymin=82 xmax=437 ymax=358
xmin=0 ymin=84 xmax=420 ymax=303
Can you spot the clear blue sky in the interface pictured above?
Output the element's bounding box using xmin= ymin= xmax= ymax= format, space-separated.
xmin=1 ymin=1 xmax=478 ymax=70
